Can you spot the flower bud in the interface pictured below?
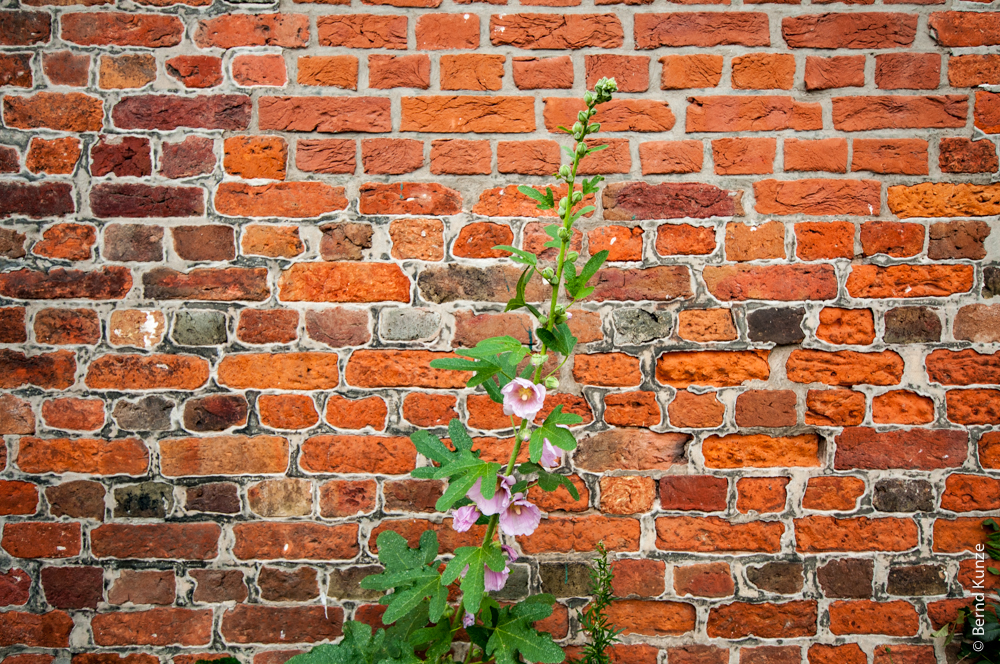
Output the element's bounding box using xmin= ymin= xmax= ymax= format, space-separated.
xmin=544 ymin=376 xmax=559 ymax=390
xmin=584 ymin=91 xmax=595 ymax=106
xmin=557 ymin=227 xmax=571 ymax=240
xmin=530 ymin=353 xmax=547 ymax=367
xmin=576 ymin=142 xmax=588 ymax=157
xmin=541 ymin=266 xmax=554 ymax=280
xmin=566 ymin=251 xmax=579 ymax=262
xmin=558 ymin=164 xmax=571 ymax=180
xmin=572 ymin=191 xmax=583 ymax=203
xmin=577 ymin=110 xmax=589 ymax=124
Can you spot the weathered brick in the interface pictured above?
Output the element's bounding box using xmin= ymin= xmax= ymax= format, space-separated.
xmin=194 ymin=14 xmax=309 ymax=49
xmin=929 ymin=12 xmax=1000 ymax=47
xmin=846 ymin=265 xmax=973 ymax=298
xmin=687 ymin=97 xmax=821 ymax=132
xmin=490 ymin=14 xmax=622 ymax=49
xmin=834 ymin=427 xmax=966 ymax=470
xmin=656 ymin=517 xmax=784 ymax=553
xmin=704 ymin=434 xmax=820 ymax=468
xmin=783 ymin=13 xmax=916 ymax=48
xmin=636 ymin=13 xmax=769 ymax=48
xmin=833 ymin=96 xmax=967 ymax=131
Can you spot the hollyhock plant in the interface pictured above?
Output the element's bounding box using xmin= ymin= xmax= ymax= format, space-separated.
xmin=501 ymin=377 xmax=546 ymax=420
xmin=452 ymin=504 xmax=480 ymax=532
xmin=467 ymin=475 xmax=513 ymax=515
xmin=540 ymin=439 xmax=561 ymax=470
xmin=499 ymin=493 xmax=542 ymax=537
xmin=291 ymin=79 xmax=620 ymax=664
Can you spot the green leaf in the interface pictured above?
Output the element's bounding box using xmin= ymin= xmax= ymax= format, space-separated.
xmin=411 ymin=430 xmax=455 ymax=465
xmin=494 ymin=245 xmax=538 ymax=266
xmin=429 ymin=358 xmax=485 ymax=372
xmin=442 ymin=544 xmax=506 ymax=614
xmin=535 ymin=470 xmax=580 ymax=501
xmin=517 ymin=185 xmax=554 ymax=210
xmin=535 ymin=328 xmax=565 ymax=356
xmin=483 ymin=377 xmax=504 ymax=403
xmin=459 ymin=336 xmax=526 ymax=360
xmin=371 ymin=530 xmax=423 ymax=574
xmin=575 ymin=250 xmax=608 ymax=288
xmin=587 ymin=144 xmax=609 ymax=154
xmin=486 ymin=605 xmax=565 ymax=664
xmin=382 ymin=574 xmax=446 ymax=624
xmin=435 ymin=471 xmax=480 ymax=512
xmin=449 ymin=419 xmax=475 ymax=452
xmin=529 ymin=405 xmax=580 ymax=461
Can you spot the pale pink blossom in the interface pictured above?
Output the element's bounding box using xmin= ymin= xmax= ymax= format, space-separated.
xmin=501 ymin=378 xmax=546 ymax=421
xmin=467 ymin=475 xmax=514 ymax=515
xmin=499 ymin=493 xmax=542 ymax=537
xmin=463 ymin=611 xmax=475 ymax=627
xmin=540 ymin=439 xmax=561 ymax=470
xmin=501 ymin=544 xmax=518 ymax=563
xmin=484 ymin=564 xmax=510 ymax=592
xmin=452 ymin=505 xmax=480 ymax=532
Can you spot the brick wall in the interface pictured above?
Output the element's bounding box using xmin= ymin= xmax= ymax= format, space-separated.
xmin=1 ymin=0 xmax=999 ymax=661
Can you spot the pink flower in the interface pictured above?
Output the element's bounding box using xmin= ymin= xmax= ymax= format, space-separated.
xmin=484 ymin=564 xmax=510 ymax=592
xmin=540 ymin=439 xmax=561 ymax=470
xmin=499 ymin=493 xmax=542 ymax=537
xmin=467 ymin=475 xmax=513 ymax=516
xmin=452 ymin=505 xmax=480 ymax=532
xmin=463 ymin=611 xmax=475 ymax=627
xmin=501 ymin=544 xmax=518 ymax=563
xmin=501 ymin=378 xmax=546 ymax=421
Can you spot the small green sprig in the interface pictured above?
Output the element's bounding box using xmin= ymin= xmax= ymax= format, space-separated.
xmin=577 ymin=543 xmax=623 ymax=664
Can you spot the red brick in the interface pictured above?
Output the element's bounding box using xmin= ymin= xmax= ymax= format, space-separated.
xmin=232 ymin=54 xmax=287 ymax=87
xmin=604 ymin=600 xmax=695 ymax=636
xmin=834 ymin=427 xmax=966 ymax=470
xmin=704 ymin=264 xmax=837 ymax=301
xmin=585 ymin=54 xmax=648 ymax=92
xmin=687 ymin=96 xmax=821 ymax=132
xmin=402 ymin=393 xmax=457 ymax=427
xmin=4 ymin=92 xmax=103 ymax=133
xmin=846 ymin=264 xmax=973 ymax=299
xmin=223 ymin=136 xmax=286 ymax=180
xmin=86 ymin=354 xmax=208 ymax=390
xmin=816 ymin=308 xmax=875 ymax=345
xmin=91 ymin=523 xmax=219 ymax=559
xmin=939 ymin=138 xmax=998 ymax=174
xmin=975 ymin=90 xmax=1000 ymax=134
xmin=497 ymin=140 xmax=560 ymax=174
xmin=639 ymin=141 xmax=702 ymax=175
xmin=712 ymin=138 xmax=775 ymax=175
xmin=833 ymin=95 xmax=966 ymax=131
xmin=805 ymin=55 xmax=865 ymax=90
xmin=783 ymin=138 xmax=847 ymax=173
xmin=875 ymin=53 xmax=940 ymax=90
xmin=636 ymin=13 xmax=769 ymax=48
xmin=860 ymin=221 xmax=923 ymax=257
xmin=26 ymin=137 xmax=81 ymax=175
xmin=656 ymin=517 xmax=784 ymax=553
xmin=0 ymin=567 xmax=31 ymax=605
xmin=513 ymin=56 xmax=573 ymax=90
xmin=490 ymin=14 xmax=622 ymax=48
xmin=34 ymin=307 xmax=100 ymax=345
xmin=803 ymin=477 xmax=865 ymax=511
xmin=233 ymin=522 xmax=358 ymax=560
xmin=794 ymin=222 xmax=854 ymax=261
xmin=873 ymin=390 xmax=934 ymax=424
xmin=520 ymin=515 xmax=641 ymax=553
xmin=222 ymin=605 xmax=343 ymax=644
xmin=546 ymin=98 xmax=674 ymax=133
xmin=17 ymin=437 xmax=148 ymax=476
xmin=367 ymin=55 xmax=429 ymax=90
xmin=318 ymin=15 xmax=406 ymax=48
xmin=99 ymin=54 xmax=155 ymax=90
xmin=673 ymin=563 xmax=733 ymax=598
xmin=828 ymin=600 xmax=919 ymax=636
xmin=258 ymin=96 xmax=389 ymax=134
xmin=43 ymin=52 xmax=87 ymax=87
xmin=93 ymin=609 xmax=212 ymax=646
xmin=400 ymin=96 xmax=534 ymax=133
xmin=660 ymin=476 xmax=727 ymax=511
xmin=166 ymin=55 xmax=222 ymax=88
xmin=2 ymin=522 xmax=81 ymax=558
xmin=928 ymin=12 xmax=1000 ymax=47
xmin=783 ymin=13 xmax=916 ymax=48
xmin=42 ymin=397 xmax=104 ymax=431
xmin=416 ymin=13 xmax=479 ymax=49
xmin=108 ymin=569 xmax=175 ymax=605
xmin=601 ymin=476 xmax=655 ymax=514
xmin=611 ymin=559 xmax=665 ymax=598
xmin=704 ymin=433 xmax=820 ymax=469
xmin=948 ymin=55 xmax=1000 ymax=87
xmin=787 ymin=349 xmax=902 ymax=386
xmin=660 ymin=55 xmax=722 ymax=89
xmin=732 ymin=53 xmax=795 ymax=90
xmin=735 ymin=390 xmax=796 ymax=428
xmin=91 ymin=136 xmax=152 ymax=178
xmin=194 ymin=13 xmax=308 ymax=48
xmin=941 ymin=473 xmax=1000 ymax=512
xmin=0 ymin=611 xmax=73 ymax=647
xmin=320 ymin=479 xmax=377 ymax=518
xmin=737 ymin=477 xmax=789 ymax=514
xmin=301 ymin=435 xmax=414 ymax=474
xmin=61 ymin=12 xmax=183 ymax=47
xmin=0 ymin=10 xmax=51 ymax=46
xmin=851 ymin=139 xmax=928 ymax=175
xmin=441 ymin=54 xmax=503 ymax=91
xmin=360 ymin=182 xmax=461 ymax=215
xmin=889 ymin=182 xmax=1000 ymax=218
xmin=0 ymin=349 xmax=76 ymax=389
xmin=0 ymin=480 xmax=38 ymax=516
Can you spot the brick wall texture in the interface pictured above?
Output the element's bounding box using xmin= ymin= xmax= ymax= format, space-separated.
xmin=1 ymin=0 xmax=999 ymax=661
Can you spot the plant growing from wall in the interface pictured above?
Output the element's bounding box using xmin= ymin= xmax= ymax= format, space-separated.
xmin=575 ymin=542 xmax=623 ymax=664
xmin=282 ymin=77 xmax=619 ymax=664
